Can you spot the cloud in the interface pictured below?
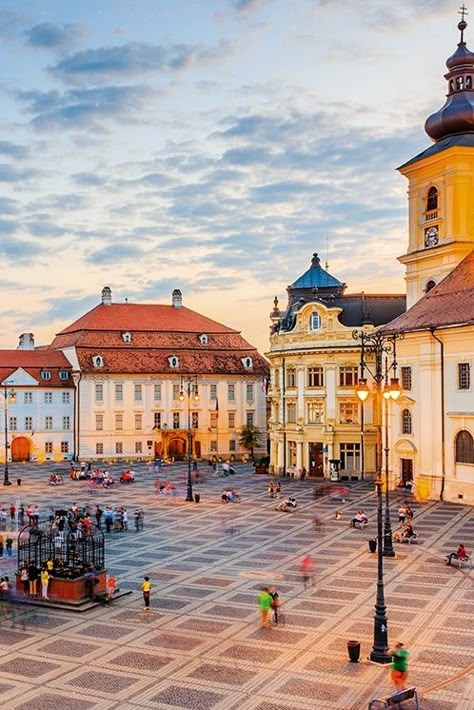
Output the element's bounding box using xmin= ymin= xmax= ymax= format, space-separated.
xmin=233 ymin=0 xmax=262 ymax=14
xmin=0 ymin=219 xmax=17 ymax=235
xmin=25 ymin=22 xmax=85 ymax=49
xmin=26 ymin=219 xmax=68 ymax=238
xmin=17 ymin=85 xmax=150 ymax=129
xmin=49 ymin=40 xmax=232 ymax=83
xmin=0 ymin=238 xmax=44 ymax=263
xmin=85 ymin=243 xmax=147 ymax=264
xmin=0 ymin=141 xmax=28 ymax=159
xmin=35 ymin=293 xmax=99 ymax=325
xmin=71 ymin=172 xmax=107 ymax=187
xmin=0 ymin=164 xmax=37 ymax=182
xmin=0 ymin=197 xmax=20 ymax=215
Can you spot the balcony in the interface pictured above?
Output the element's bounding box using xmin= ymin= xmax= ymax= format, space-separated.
xmin=423 ymin=210 xmax=438 ymax=222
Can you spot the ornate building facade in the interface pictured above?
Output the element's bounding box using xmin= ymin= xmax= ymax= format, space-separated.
xmin=386 ymin=16 xmax=474 ymax=504
xmin=266 ymin=254 xmax=405 ymax=478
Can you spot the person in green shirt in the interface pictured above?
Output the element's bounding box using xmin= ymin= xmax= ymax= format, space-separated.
xmin=390 ymin=642 xmax=409 ymax=690
xmin=257 ymin=587 xmax=272 ymax=628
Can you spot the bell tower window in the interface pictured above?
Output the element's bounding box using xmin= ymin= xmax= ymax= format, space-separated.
xmin=426 ymin=187 xmax=438 ymax=212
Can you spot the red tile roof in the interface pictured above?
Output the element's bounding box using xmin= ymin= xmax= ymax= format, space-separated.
xmin=0 ymin=350 xmax=73 ymax=387
xmin=385 ymin=251 xmax=474 ymax=332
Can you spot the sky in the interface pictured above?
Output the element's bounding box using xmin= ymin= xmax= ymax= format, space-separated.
xmin=0 ymin=0 xmax=464 ymax=354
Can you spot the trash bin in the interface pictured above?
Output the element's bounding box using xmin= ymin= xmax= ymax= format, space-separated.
xmin=347 ymin=640 xmax=361 ymax=663
xmin=194 ymin=493 xmax=200 ymax=503
xmin=17 ymin=478 xmax=21 ymax=486
xmin=369 ymin=538 xmax=377 ymax=553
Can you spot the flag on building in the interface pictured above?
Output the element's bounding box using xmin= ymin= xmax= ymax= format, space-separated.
xmin=215 ymin=398 xmax=219 ymax=418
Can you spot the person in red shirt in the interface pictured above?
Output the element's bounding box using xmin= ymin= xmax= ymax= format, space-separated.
xmin=446 ymin=544 xmax=468 ymax=566
xmin=300 ymin=554 xmax=314 ymax=589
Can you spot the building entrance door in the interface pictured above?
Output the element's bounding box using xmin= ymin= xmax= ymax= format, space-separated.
xmin=401 ymin=458 xmax=413 ymax=483
xmin=309 ymin=442 xmax=324 ymax=477
xmin=168 ymin=438 xmax=186 ymax=460
xmin=11 ymin=437 xmax=30 ymax=462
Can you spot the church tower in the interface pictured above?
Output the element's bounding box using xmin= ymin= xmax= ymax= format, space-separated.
xmin=398 ymin=9 xmax=474 ymax=308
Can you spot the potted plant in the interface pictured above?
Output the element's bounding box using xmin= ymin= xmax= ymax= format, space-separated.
xmin=253 ymin=455 xmax=270 ymax=474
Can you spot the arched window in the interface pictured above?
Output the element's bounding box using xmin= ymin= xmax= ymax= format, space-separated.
xmin=425 ymin=279 xmax=436 ymax=293
xmin=455 ymin=430 xmax=474 ymax=464
xmin=466 ymin=76 xmax=473 ymax=89
xmin=401 ymin=409 xmax=412 ymax=435
xmin=310 ymin=312 xmax=321 ymax=331
xmin=426 ymin=187 xmax=438 ymax=211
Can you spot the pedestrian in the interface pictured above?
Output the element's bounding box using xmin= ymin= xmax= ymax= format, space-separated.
xmin=405 ymin=504 xmax=414 ymax=521
xmin=275 ymin=482 xmax=281 ymax=499
xmin=122 ymin=509 xmax=128 ymax=531
xmin=257 ymin=587 xmax=272 ymax=628
xmin=142 ymin=576 xmax=151 ymax=610
xmin=28 ymin=563 xmax=38 ymax=596
xmin=134 ymin=509 xmax=140 ymax=531
xmin=19 ymin=563 xmax=29 ymax=595
xmin=301 ymin=554 xmax=314 ymax=589
xmin=0 ymin=538 xmax=3 ymax=558
xmin=138 ymin=509 xmax=144 ymax=531
xmin=40 ymin=567 xmax=50 ymax=599
xmin=106 ymin=574 xmax=116 ymax=601
xmin=95 ymin=506 xmax=103 ymax=528
xmin=18 ymin=505 xmax=25 ymax=527
xmin=390 ymin=642 xmax=409 ymax=691
xmin=9 ymin=503 xmax=15 ymax=524
xmin=269 ymin=585 xmax=282 ymax=624
xmin=398 ymin=505 xmax=407 ymax=524
xmin=192 ymin=459 xmax=198 ymax=472
xmin=5 ymin=536 xmax=13 ymax=557
xmin=268 ymin=481 xmax=275 ymax=498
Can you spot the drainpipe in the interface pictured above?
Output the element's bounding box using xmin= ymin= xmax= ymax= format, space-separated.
xmin=282 ymin=358 xmax=287 ymax=476
xmin=73 ymin=372 xmax=82 ymax=462
xmin=430 ymin=328 xmax=445 ymax=501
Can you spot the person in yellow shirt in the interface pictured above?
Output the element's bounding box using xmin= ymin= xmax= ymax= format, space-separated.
xmin=40 ymin=568 xmax=50 ymax=599
xmin=142 ymin=576 xmax=151 ymax=610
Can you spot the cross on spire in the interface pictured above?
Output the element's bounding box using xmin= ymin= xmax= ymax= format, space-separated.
xmin=458 ymin=4 xmax=468 ymax=43
xmin=459 ymin=4 xmax=468 ymax=21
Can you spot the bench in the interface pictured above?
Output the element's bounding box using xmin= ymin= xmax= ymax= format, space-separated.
xmin=368 ymin=686 xmax=418 ymax=709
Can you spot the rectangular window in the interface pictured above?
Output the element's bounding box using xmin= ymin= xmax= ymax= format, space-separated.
xmin=228 ymin=412 xmax=235 ymax=428
xmin=153 ymin=412 xmax=161 ymax=429
xmin=116 ymin=442 xmax=123 ymax=454
xmin=95 ymin=384 xmax=103 ymax=402
xmin=134 ymin=384 xmax=142 ymax=401
xmin=63 ymin=416 xmax=70 ymax=430
xmin=191 ymin=411 xmax=199 ymax=429
xmin=45 ymin=442 xmax=53 ymax=454
xmin=287 ymin=402 xmax=297 ymax=423
xmin=229 ymin=439 xmax=236 ymax=451
xmin=339 ymin=367 xmax=358 ymax=387
xmin=115 ymin=414 xmax=123 ymax=430
xmin=95 ymin=415 xmax=103 ymax=431
xmin=154 ymin=384 xmax=162 ymax=400
xmin=173 ymin=412 xmax=180 ymax=429
xmin=286 ymin=368 xmax=296 ymax=387
xmin=62 ymin=392 xmax=70 ymax=404
xmin=60 ymin=441 xmax=69 ymax=454
xmin=210 ymin=384 xmax=217 ymax=400
xmin=24 ymin=416 xmax=33 ymax=430
xmin=135 ymin=414 xmax=142 ymax=430
xmin=458 ymin=362 xmax=471 ymax=390
xmin=308 ymin=367 xmax=324 ymax=387
xmin=339 ymin=401 xmax=359 ymax=424
xmin=9 ymin=417 xmax=17 ymax=431
xmin=115 ymin=384 xmax=123 ymax=401
xmin=44 ymin=392 xmax=53 ymax=404
xmin=288 ymin=441 xmax=297 ymax=466
xmin=246 ymin=411 xmax=254 ymax=427
xmin=24 ymin=392 xmax=33 ymax=404
xmin=307 ymin=402 xmax=324 ymax=423
xmin=339 ymin=443 xmax=361 ymax=470
xmin=172 ymin=384 xmax=181 ymax=400
xmin=401 ymin=366 xmax=412 ymax=391
xmin=246 ymin=383 xmax=254 ymax=401
xmin=96 ymin=443 xmax=104 ymax=455
xmin=135 ymin=441 xmax=143 ymax=454
xmin=45 ymin=416 xmax=53 ymax=430
xmin=210 ymin=411 xmax=218 ymax=428
xmin=228 ymin=384 xmax=235 ymax=401
xmin=210 ymin=440 xmax=217 ymax=451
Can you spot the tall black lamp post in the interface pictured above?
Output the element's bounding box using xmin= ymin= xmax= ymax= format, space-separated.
xmin=2 ymin=384 xmax=16 ymax=486
xmin=179 ymin=375 xmax=199 ymax=502
xmin=353 ymin=329 xmax=402 ymax=663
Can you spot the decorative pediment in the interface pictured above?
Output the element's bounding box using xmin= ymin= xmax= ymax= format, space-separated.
xmin=1 ymin=368 xmax=39 ymax=386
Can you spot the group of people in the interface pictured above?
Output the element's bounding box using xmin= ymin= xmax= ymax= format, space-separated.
xmin=268 ymin=481 xmax=282 ymax=498
xmin=221 ymin=488 xmax=240 ymax=503
xmin=119 ymin=471 xmax=135 ymax=484
xmin=48 ymin=474 xmax=64 ymax=486
xmin=275 ymin=497 xmax=297 ymax=512
xmin=350 ymin=510 xmax=369 ymax=528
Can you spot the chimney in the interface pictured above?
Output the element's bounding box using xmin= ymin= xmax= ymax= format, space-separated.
xmin=101 ymin=286 xmax=112 ymax=305
xmin=172 ymin=289 xmax=183 ymax=308
xmin=18 ymin=333 xmax=35 ymax=350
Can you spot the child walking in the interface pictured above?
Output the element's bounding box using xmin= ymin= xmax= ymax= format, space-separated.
xmin=142 ymin=575 xmax=151 ymax=610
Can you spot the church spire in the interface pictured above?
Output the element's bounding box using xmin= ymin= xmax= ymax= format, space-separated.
xmin=425 ymin=5 xmax=474 ymax=142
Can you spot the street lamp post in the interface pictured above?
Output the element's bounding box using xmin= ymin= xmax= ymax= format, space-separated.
xmin=179 ymin=376 xmax=199 ymax=503
xmin=353 ymin=329 xmax=402 ymax=664
xmin=2 ymin=384 xmax=16 ymax=487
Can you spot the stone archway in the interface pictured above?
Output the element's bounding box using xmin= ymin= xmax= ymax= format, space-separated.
xmin=168 ymin=438 xmax=186 ymax=460
xmin=11 ymin=437 xmax=31 ymax=462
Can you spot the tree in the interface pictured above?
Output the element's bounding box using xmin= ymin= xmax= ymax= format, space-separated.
xmin=238 ymin=424 xmax=262 ymax=460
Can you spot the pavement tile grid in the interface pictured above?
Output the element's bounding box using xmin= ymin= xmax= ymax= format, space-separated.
xmin=0 ymin=462 xmax=472 ymax=709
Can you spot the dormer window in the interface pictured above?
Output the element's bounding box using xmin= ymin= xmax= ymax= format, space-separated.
xmin=41 ymin=370 xmax=51 ymax=381
xmin=199 ymin=334 xmax=208 ymax=345
xmin=425 ymin=279 xmax=436 ymax=293
xmin=92 ymin=355 xmax=104 ymax=368
xmin=168 ymin=355 xmax=179 ymax=368
xmin=241 ymin=357 xmax=253 ymax=369
xmin=426 ymin=186 xmax=438 ymax=212
xmin=122 ymin=331 xmax=132 ymax=343
xmin=310 ymin=312 xmax=321 ymax=331
xmin=59 ymin=371 xmax=69 ymax=381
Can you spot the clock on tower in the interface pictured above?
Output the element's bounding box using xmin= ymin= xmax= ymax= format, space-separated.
xmin=424 ymin=225 xmax=439 ymax=248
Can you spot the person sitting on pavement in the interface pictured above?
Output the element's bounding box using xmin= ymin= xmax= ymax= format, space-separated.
xmin=446 ymin=544 xmax=468 ymax=566
xmin=351 ymin=510 xmax=368 ymax=528
xmin=395 ymin=521 xmax=417 ymax=543
xmin=275 ymin=497 xmax=297 ymax=512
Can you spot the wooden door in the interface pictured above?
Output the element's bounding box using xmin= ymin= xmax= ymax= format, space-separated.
xmin=309 ymin=442 xmax=324 ymax=478
xmin=168 ymin=438 xmax=185 ymax=460
xmin=11 ymin=437 xmax=30 ymax=462
xmin=401 ymin=459 xmax=413 ymax=483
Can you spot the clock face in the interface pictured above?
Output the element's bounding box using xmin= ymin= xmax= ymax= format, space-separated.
xmin=424 ymin=225 xmax=439 ymax=247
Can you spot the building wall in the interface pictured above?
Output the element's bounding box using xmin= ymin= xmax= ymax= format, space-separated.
xmin=76 ymin=373 xmax=267 ymax=462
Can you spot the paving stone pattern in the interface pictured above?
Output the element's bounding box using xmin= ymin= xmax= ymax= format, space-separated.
xmin=0 ymin=461 xmax=472 ymax=709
